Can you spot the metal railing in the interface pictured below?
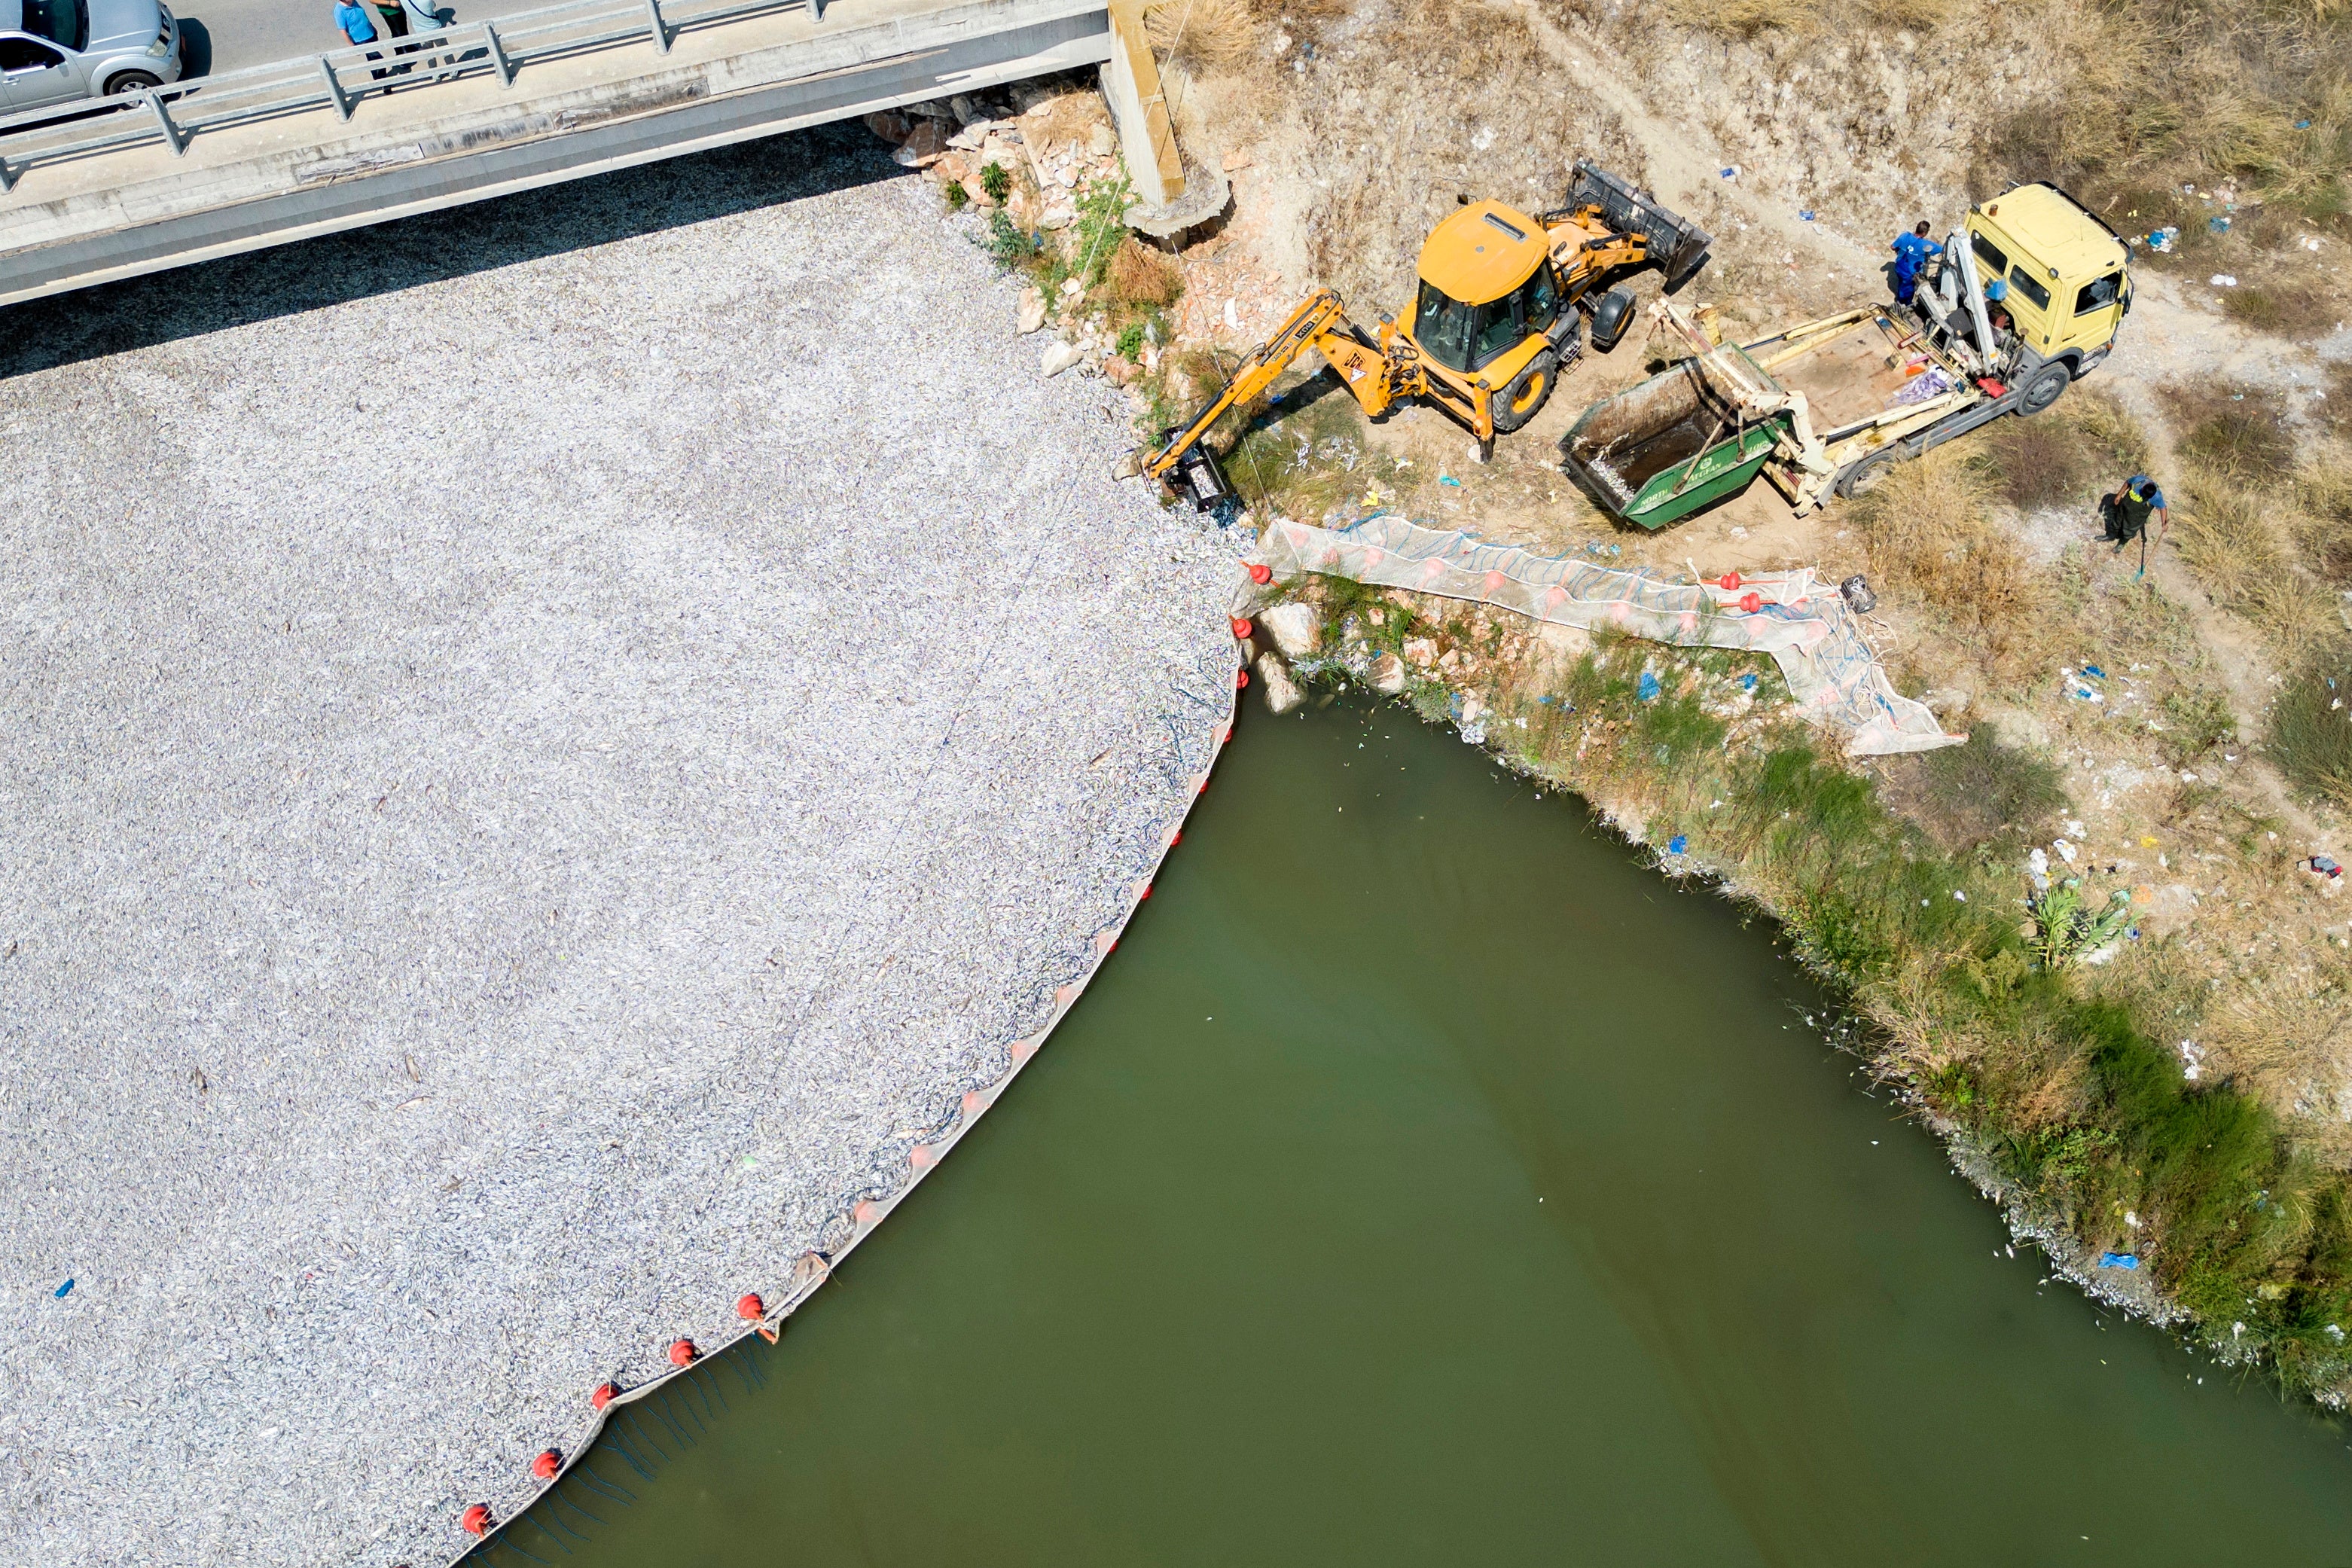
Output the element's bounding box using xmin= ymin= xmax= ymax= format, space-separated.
xmin=0 ymin=0 xmax=831 ymax=191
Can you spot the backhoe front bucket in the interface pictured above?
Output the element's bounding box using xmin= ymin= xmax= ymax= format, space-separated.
xmin=1566 ymin=160 xmax=1712 ymax=293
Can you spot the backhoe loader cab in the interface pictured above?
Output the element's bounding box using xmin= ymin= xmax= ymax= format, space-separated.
xmin=1134 ymin=160 xmax=1710 ymax=508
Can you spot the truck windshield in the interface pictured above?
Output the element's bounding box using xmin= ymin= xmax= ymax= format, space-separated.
xmin=1415 ymin=282 xmax=1478 ymax=373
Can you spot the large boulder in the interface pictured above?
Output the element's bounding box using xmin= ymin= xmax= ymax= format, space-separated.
xmin=1257 ymin=654 xmax=1303 ymax=715
xmin=1257 ymin=602 xmax=1319 ymax=659
xmin=1016 ymin=286 xmax=1048 ymax=335
xmin=1369 ymin=652 xmax=1406 ymax=694
xmin=892 ymin=120 xmax=950 ymax=167
xmin=1039 ymin=340 xmax=1083 ymax=377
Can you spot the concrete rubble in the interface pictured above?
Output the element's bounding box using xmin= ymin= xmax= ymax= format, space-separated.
xmin=0 ymin=126 xmax=1231 ymax=1568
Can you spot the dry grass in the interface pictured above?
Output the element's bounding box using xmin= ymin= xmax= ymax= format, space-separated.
xmin=2294 ymin=464 xmax=2352 ymax=584
xmin=2163 ymin=381 xmax=2299 ymax=483
xmin=1145 ymin=0 xmax=1261 ymax=68
xmin=2173 ymin=470 xmax=2338 ymax=656
xmin=1104 ymin=236 xmax=1185 ymax=310
xmin=1664 ymin=0 xmax=1948 ymax=36
xmin=1848 ymin=446 xmax=2055 ymax=688
xmin=1964 ymin=2 xmax=2352 ymax=224
xmin=2223 ymin=278 xmax=2341 ymax=340
xmin=1981 ymin=384 xmax=2152 ymax=511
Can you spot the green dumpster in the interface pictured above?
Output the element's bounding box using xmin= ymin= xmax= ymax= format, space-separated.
xmin=1560 ymin=349 xmax=1790 ymax=530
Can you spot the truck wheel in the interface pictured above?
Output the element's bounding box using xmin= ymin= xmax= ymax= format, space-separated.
xmin=2018 ymin=363 xmax=2070 ymax=416
xmin=1490 ymin=349 xmax=1559 ymax=435
xmin=105 ymin=72 xmax=162 ymax=94
xmin=1836 ymin=447 xmax=1902 ymax=500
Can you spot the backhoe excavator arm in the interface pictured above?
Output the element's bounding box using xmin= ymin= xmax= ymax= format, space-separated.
xmin=1140 ymin=289 xmax=1402 ymax=509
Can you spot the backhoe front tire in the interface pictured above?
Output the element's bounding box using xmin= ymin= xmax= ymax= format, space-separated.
xmin=2018 ymin=362 xmax=2070 ymax=416
xmin=1589 ymin=288 xmax=1637 ymax=354
xmin=1490 ymin=349 xmax=1560 ymax=435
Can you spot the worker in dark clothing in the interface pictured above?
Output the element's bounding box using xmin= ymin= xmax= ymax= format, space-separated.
xmin=1891 ymin=221 xmax=1942 ymax=305
xmin=2097 ymin=474 xmax=2170 ymax=578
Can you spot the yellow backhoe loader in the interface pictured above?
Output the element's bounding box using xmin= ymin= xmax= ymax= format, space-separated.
xmin=1141 ymin=160 xmax=1710 ymax=511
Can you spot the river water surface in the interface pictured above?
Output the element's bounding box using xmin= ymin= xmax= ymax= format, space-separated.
xmin=492 ymin=697 xmax=2352 ymax=1566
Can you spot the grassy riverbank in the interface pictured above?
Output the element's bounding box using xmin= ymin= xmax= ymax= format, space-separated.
xmin=1287 ymin=575 xmax=2352 ymax=1400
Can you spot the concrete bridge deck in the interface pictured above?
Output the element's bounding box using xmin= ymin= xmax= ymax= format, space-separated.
xmin=0 ymin=0 xmax=1183 ymax=308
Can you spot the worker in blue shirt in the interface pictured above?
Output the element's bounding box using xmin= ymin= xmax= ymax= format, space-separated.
xmin=333 ymin=0 xmax=389 ymax=77
xmin=1890 ymin=221 xmax=1942 ymax=305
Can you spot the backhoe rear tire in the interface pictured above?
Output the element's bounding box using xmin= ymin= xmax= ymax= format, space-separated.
xmin=1490 ymin=349 xmax=1560 ymax=435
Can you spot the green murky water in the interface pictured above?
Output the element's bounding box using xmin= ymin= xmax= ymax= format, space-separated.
xmin=493 ymin=697 xmax=2352 ymax=1567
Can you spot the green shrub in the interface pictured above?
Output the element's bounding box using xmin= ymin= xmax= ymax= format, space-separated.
xmin=943 ymin=179 xmax=969 ymax=211
xmin=986 ymin=210 xmax=1038 ymax=268
xmin=2157 ymin=685 xmax=2236 ymax=768
xmin=978 ymin=160 xmax=1011 ymax=204
xmin=2266 ymin=664 xmax=2352 ymax=808
xmin=1116 ymin=322 xmax=1145 ymax=361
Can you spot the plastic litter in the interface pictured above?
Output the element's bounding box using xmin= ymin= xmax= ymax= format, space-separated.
xmin=1637 ymin=670 xmax=1662 ymax=702
xmin=1838 ymin=575 xmax=1877 ymax=615
xmin=1739 ymin=673 xmax=1758 ymax=693
xmin=1438 ymin=475 xmax=1463 ymax=488
xmin=2210 ymin=273 xmax=2238 ymax=287
xmin=2147 ymin=227 xmax=2178 ymax=252
xmin=2081 ymin=664 xmax=2106 ymax=680
xmin=2208 ymin=215 xmax=2232 ymax=235
xmin=1798 ymin=209 xmax=1817 ymax=221
xmin=2298 ymin=119 xmax=2314 ymax=129
xmin=1667 ymin=834 xmax=1688 ymax=854
xmin=1720 ymin=165 xmax=1739 ymax=179
xmin=2098 ymin=1252 xmax=2140 ymax=1270
xmin=53 ymin=1278 xmax=72 ymax=1298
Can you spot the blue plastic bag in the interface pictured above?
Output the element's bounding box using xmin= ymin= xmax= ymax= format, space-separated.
xmin=1638 ymin=670 xmax=1661 ymax=702
xmin=2097 ymin=1252 xmax=2140 ymax=1271
xmin=1667 ymin=834 xmax=1688 ymax=854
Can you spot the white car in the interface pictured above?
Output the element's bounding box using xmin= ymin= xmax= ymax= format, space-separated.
xmin=0 ymin=0 xmax=182 ymax=112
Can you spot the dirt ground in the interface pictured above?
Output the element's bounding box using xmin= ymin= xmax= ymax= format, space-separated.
xmin=1133 ymin=0 xmax=2352 ymax=1150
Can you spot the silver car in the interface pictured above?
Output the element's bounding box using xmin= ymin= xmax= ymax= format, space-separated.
xmin=0 ymin=0 xmax=182 ymax=112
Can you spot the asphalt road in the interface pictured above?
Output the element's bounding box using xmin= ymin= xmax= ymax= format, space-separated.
xmin=184 ymin=0 xmax=552 ymax=76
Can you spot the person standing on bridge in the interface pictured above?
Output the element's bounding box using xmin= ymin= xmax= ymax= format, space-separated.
xmin=395 ymin=0 xmax=444 ymax=69
xmin=333 ymin=0 xmax=389 ymax=79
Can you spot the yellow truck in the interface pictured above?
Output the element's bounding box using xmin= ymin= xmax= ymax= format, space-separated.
xmin=1560 ymin=183 xmax=2134 ymax=526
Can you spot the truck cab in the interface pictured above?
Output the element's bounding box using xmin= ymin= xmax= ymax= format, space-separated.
xmin=1914 ymin=183 xmax=2131 ymax=411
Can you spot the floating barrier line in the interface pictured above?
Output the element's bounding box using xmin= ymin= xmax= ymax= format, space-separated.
xmin=447 ymin=629 xmax=1246 ymax=1568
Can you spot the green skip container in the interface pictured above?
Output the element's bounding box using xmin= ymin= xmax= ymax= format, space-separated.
xmin=1559 ymin=349 xmax=1790 ymax=530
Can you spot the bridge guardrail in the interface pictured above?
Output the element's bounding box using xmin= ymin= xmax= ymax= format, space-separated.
xmin=0 ymin=0 xmax=828 ymax=192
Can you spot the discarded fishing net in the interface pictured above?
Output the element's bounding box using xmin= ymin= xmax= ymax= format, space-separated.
xmin=1257 ymin=514 xmax=1960 ymax=758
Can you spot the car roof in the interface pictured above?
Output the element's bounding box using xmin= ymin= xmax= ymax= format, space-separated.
xmin=0 ymin=0 xmax=20 ymax=28
xmin=1977 ymin=184 xmax=2128 ymax=280
xmin=1418 ymin=201 xmax=1548 ymax=307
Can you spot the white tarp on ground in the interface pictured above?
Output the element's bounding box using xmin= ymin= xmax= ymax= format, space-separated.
xmin=1258 ymin=514 xmax=1961 ymax=758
